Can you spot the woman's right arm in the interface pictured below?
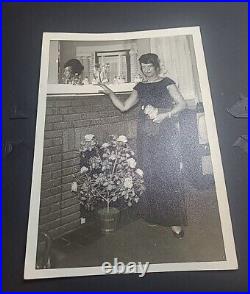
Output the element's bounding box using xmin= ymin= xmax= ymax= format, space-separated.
xmin=99 ymin=84 xmax=139 ymax=112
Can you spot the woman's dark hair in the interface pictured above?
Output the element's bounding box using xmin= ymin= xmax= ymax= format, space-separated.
xmin=138 ymin=53 xmax=161 ymax=72
xmin=64 ymin=59 xmax=84 ymax=75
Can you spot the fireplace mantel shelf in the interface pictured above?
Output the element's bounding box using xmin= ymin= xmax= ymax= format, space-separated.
xmin=47 ymin=83 xmax=135 ymax=97
xmin=46 ymin=83 xmax=198 ymax=109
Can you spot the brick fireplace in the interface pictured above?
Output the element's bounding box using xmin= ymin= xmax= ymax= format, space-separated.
xmin=39 ymin=94 xmax=139 ymax=239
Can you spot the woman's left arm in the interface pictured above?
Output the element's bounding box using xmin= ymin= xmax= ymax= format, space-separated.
xmin=167 ymin=84 xmax=186 ymax=116
xmin=153 ymin=84 xmax=186 ymax=123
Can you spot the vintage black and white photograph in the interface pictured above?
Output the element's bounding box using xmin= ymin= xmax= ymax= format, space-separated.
xmin=24 ymin=27 xmax=237 ymax=279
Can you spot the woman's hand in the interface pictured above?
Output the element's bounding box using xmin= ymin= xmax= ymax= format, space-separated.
xmin=98 ymin=83 xmax=113 ymax=95
xmin=143 ymin=105 xmax=158 ymax=119
xmin=153 ymin=112 xmax=171 ymax=124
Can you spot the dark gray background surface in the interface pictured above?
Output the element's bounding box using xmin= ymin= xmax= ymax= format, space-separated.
xmin=3 ymin=3 xmax=247 ymax=291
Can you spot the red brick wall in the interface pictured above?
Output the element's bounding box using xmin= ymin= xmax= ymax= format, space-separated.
xmin=39 ymin=94 xmax=139 ymax=238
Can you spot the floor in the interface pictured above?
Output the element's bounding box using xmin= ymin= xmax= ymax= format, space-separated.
xmin=40 ymin=184 xmax=226 ymax=269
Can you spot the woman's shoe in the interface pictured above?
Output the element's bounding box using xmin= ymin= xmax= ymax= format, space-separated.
xmin=144 ymin=218 xmax=158 ymax=227
xmin=147 ymin=223 xmax=158 ymax=227
xmin=171 ymin=226 xmax=184 ymax=239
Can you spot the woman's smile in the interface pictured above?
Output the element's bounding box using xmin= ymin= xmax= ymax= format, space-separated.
xmin=141 ymin=63 xmax=158 ymax=77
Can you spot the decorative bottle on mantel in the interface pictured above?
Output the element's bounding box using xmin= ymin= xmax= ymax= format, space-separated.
xmin=90 ymin=52 xmax=95 ymax=84
xmin=129 ymin=45 xmax=138 ymax=83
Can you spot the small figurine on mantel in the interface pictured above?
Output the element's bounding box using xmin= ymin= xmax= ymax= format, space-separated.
xmin=159 ymin=63 xmax=169 ymax=78
xmin=82 ymin=77 xmax=90 ymax=85
xmin=134 ymin=74 xmax=143 ymax=84
xmin=92 ymin=63 xmax=110 ymax=84
xmin=116 ymin=76 xmax=126 ymax=84
xmin=92 ymin=63 xmax=101 ymax=84
xmin=61 ymin=59 xmax=84 ymax=85
xmin=100 ymin=63 xmax=110 ymax=84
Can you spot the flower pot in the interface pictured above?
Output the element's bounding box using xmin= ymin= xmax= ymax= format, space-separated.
xmin=97 ymin=207 xmax=120 ymax=234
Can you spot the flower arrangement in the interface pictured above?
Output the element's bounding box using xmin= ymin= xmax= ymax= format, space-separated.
xmin=71 ymin=134 xmax=145 ymax=213
xmin=61 ymin=72 xmax=83 ymax=85
xmin=142 ymin=104 xmax=158 ymax=119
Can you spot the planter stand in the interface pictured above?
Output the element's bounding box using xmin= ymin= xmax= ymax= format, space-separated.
xmin=97 ymin=207 xmax=120 ymax=234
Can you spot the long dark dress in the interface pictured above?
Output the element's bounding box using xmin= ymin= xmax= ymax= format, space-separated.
xmin=134 ymin=77 xmax=187 ymax=226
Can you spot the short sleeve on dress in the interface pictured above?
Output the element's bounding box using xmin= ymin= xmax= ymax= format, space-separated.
xmin=133 ymin=82 xmax=142 ymax=92
xmin=163 ymin=77 xmax=176 ymax=87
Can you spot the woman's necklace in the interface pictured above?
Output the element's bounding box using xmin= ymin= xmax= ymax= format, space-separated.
xmin=144 ymin=76 xmax=162 ymax=83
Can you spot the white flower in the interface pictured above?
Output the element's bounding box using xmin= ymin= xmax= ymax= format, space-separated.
xmin=144 ymin=105 xmax=158 ymax=119
xmin=124 ymin=177 xmax=133 ymax=189
xmin=71 ymin=182 xmax=78 ymax=192
xmin=101 ymin=143 xmax=110 ymax=148
xmin=117 ymin=135 xmax=128 ymax=143
xmin=80 ymin=166 xmax=89 ymax=173
xmin=149 ymin=109 xmax=158 ymax=119
xmin=135 ymin=168 xmax=144 ymax=177
xmin=107 ymin=185 xmax=113 ymax=191
xmin=144 ymin=104 xmax=154 ymax=115
xmin=134 ymin=197 xmax=139 ymax=203
xmin=109 ymin=154 xmax=116 ymax=160
xmin=84 ymin=134 xmax=95 ymax=141
xmin=127 ymin=158 xmax=136 ymax=168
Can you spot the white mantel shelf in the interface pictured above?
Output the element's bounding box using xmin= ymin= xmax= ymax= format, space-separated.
xmin=47 ymin=83 xmax=135 ymax=97
xmin=46 ymin=83 xmax=198 ymax=109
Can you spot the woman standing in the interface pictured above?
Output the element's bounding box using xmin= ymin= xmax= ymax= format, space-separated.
xmin=99 ymin=53 xmax=187 ymax=238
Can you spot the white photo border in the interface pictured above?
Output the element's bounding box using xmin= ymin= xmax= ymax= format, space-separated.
xmin=24 ymin=27 xmax=238 ymax=280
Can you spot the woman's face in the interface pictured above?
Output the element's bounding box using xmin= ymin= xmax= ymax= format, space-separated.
xmin=141 ymin=63 xmax=158 ymax=78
